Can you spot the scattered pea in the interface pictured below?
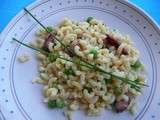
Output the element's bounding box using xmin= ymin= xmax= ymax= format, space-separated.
xmin=89 ymin=48 xmax=98 ymax=58
xmin=86 ymin=17 xmax=94 ymax=23
xmin=46 ymin=26 xmax=54 ymax=33
xmin=64 ymin=67 xmax=75 ymax=76
xmin=48 ymin=100 xmax=56 ymax=109
xmin=56 ymin=99 xmax=65 ymax=108
xmin=48 ymin=52 xmax=59 ymax=62
xmin=131 ymin=60 xmax=142 ymax=70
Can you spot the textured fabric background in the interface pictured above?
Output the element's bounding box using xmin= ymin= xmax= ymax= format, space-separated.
xmin=0 ymin=0 xmax=159 ymax=32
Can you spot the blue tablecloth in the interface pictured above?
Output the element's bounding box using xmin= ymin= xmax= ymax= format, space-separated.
xmin=0 ymin=0 xmax=159 ymax=32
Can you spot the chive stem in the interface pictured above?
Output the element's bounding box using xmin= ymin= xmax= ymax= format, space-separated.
xmin=24 ymin=8 xmax=66 ymax=48
xmin=24 ymin=8 xmax=47 ymax=31
xmin=12 ymin=38 xmax=48 ymax=55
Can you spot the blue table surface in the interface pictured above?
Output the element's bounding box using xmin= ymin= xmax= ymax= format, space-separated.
xmin=0 ymin=0 xmax=160 ymax=32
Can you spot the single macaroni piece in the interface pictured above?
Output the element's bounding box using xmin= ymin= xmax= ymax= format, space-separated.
xmin=18 ymin=54 xmax=30 ymax=63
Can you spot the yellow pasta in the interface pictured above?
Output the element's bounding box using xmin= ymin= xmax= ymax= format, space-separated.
xmin=25 ymin=17 xmax=146 ymax=119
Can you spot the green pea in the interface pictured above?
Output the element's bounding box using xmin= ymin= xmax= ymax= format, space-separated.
xmin=64 ymin=67 xmax=75 ymax=76
xmin=48 ymin=52 xmax=59 ymax=62
xmin=56 ymin=99 xmax=65 ymax=108
xmin=46 ymin=26 xmax=54 ymax=33
xmin=89 ymin=48 xmax=98 ymax=58
xmin=131 ymin=60 xmax=142 ymax=70
xmin=86 ymin=17 xmax=94 ymax=23
xmin=48 ymin=100 xmax=56 ymax=109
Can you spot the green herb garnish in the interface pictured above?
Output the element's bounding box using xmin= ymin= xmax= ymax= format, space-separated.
xmin=24 ymin=8 xmax=47 ymax=31
xmin=13 ymin=37 xmax=148 ymax=92
xmin=104 ymin=78 xmax=112 ymax=84
xmin=12 ymin=38 xmax=48 ymax=55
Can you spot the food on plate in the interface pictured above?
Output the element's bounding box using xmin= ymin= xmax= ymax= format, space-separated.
xmin=14 ymin=16 xmax=147 ymax=120
xmin=18 ymin=54 xmax=30 ymax=63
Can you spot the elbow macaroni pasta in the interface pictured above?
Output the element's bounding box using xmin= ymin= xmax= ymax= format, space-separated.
xmin=28 ymin=17 xmax=146 ymax=119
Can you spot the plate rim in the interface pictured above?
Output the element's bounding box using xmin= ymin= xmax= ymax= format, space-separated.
xmin=0 ymin=0 xmax=160 ymax=120
xmin=116 ymin=0 xmax=160 ymax=32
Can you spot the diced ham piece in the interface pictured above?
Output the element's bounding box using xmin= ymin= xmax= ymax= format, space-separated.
xmin=103 ymin=35 xmax=120 ymax=49
xmin=115 ymin=99 xmax=129 ymax=113
xmin=115 ymin=92 xmax=134 ymax=113
xmin=121 ymin=48 xmax=128 ymax=55
xmin=42 ymin=33 xmax=54 ymax=51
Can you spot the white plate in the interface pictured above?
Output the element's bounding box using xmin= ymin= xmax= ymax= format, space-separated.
xmin=0 ymin=0 xmax=160 ymax=120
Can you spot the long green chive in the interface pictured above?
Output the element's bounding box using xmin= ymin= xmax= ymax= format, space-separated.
xmin=58 ymin=57 xmax=92 ymax=69
xmin=24 ymin=8 xmax=47 ymax=31
xmin=11 ymin=39 xmax=92 ymax=70
xmin=12 ymin=38 xmax=48 ymax=55
xmin=131 ymin=60 xmax=142 ymax=70
xmin=24 ymin=8 xmax=66 ymax=48
xmin=104 ymin=78 xmax=112 ymax=84
xmin=48 ymin=52 xmax=59 ymax=62
xmin=13 ymin=38 xmax=148 ymax=91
